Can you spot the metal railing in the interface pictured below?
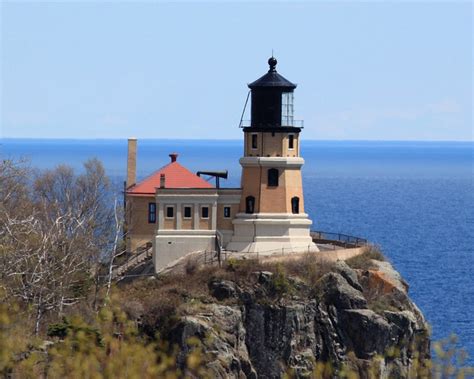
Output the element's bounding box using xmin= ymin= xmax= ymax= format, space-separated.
xmin=239 ymin=120 xmax=304 ymax=128
xmin=310 ymin=230 xmax=368 ymax=249
xmin=112 ymin=231 xmax=369 ymax=277
xmin=113 ymin=241 xmax=153 ymax=278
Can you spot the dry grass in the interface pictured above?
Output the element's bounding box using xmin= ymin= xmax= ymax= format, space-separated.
xmin=345 ymin=244 xmax=385 ymax=270
xmin=117 ymin=252 xmax=355 ymax=335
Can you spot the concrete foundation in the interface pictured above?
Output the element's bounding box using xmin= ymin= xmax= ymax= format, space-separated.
xmin=225 ymin=213 xmax=318 ymax=253
xmin=153 ymin=230 xmax=215 ymax=272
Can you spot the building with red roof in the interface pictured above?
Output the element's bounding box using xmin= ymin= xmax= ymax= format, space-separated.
xmin=124 ymin=145 xmax=241 ymax=264
xmin=127 ymin=153 xmax=213 ymax=196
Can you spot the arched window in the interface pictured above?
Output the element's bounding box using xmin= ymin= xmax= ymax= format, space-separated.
xmin=245 ymin=196 xmax=255 ymax=214
xmin=268 ymin=168 xmax=279 ymax=187
xmin=291 ymin=197 xmax=300 ymax=214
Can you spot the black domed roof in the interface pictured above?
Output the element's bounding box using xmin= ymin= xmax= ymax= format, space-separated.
xmin=248 ymin=57 xmax=296 ymax=90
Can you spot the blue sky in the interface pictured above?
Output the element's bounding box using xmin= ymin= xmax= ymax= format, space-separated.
xmin=1 ymin=1 xmax=472 ymax=140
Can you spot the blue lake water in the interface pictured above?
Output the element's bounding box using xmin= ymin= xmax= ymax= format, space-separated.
xmin=2 ymin=138 xmax=473 ymax=362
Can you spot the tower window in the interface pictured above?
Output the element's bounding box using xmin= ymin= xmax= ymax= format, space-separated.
xmin=291 ymin=197 xmax=300 ymax=214
xmin=245 ymin=196 xmax=255 ymax=214
xmin=183 ymin=206 xmax=192 ymax=219
xmin=223 ymin=206 xmax=231 ymax=218
xmin=288 ymin=134 xmax=295 ymax=150
xmin=148 ymin=202 xmax=156 ymax=223
xmin=201 ymin=206 xmax=209 ymax=219
xmin=166 ymin=206 xmax=174 ymax=218
xmin=251 ymin=134 xmax=258 ymax=149
xmin=268 ymin=168 xmax=279 ymax=187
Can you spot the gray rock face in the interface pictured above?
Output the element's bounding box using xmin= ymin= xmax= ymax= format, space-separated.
xmin=317 ymin=272 xmax=368 ymax=310
xmin=209 ymin=279 xmax=238 ymax=300
xmin=333 ymin=260 xmax=363 ymax=291
xmin=164 ymin=262 xmax=430 ymax=378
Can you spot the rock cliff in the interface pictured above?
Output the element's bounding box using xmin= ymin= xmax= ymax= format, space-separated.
xmin=122 ymin=252 xmax=430 ymax=378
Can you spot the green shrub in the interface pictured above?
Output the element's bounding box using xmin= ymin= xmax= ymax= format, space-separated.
xmin=269 ymin=264 xmax=292 ymax=297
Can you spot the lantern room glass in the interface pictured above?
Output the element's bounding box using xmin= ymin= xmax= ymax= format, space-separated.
xmin=281 ymin=92 xmax=294 ymax=126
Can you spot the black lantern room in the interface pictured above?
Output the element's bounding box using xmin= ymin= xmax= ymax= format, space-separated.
xmin=246 ymin=57 xmax=300 ymax=132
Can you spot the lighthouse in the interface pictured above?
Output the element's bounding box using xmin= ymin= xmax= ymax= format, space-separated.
xmin=227 ymin=57 xmax=318 ymax=253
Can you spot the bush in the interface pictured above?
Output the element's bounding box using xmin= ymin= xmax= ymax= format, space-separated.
xmin=269 ymin=264 xmax=292 ymax=297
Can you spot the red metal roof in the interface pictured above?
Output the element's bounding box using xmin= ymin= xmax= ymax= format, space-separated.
xmin=127 ymin=159 xmax=213 ymax=195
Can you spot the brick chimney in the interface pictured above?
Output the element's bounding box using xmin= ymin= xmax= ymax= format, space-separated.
xmin=126 ymin=138 xmax=137 ymax=188
xmin=160 ymin=174 xmax=166 ymax=188
xmin=169 ymin=153 xmax=178 ymax=162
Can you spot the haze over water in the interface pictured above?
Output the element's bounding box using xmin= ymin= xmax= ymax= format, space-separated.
xmin=2 ymin=138 xmax=473 ymax=362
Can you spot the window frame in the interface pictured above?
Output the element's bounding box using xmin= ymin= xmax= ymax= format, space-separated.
xmin=288 ymin=134 xmax=295 ymax=150
xmin=245 ymin=196 xmax=255 ymax=214
xmin=267 ymin=168 xmax=279 ymax=187
xmin=201 ymin=205 xmax=209 ymax=219
xmin=223 ymin=205 xmax=231 ymax=219
xmin=291 ymin=197 xmax=300 ymax=214
xmin=148 ymin=202 xmax=157 ymax=224
xmin=165 ymin=205 xmax=175 ymax=219
xmin=281 ymin=92 xmax=294 ymax=126
xmin=251 ymin=133 xmax=258 ymax=150
xmin=183 ymin=205 xmax=192 ymax=219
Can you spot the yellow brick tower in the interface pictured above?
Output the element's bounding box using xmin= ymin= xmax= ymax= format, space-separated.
xmin=227 ymin=57 xmax=317 ymax=253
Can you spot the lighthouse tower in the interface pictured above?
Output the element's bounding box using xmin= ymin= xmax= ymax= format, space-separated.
xmin=227 ymin=57 xmax=317 ymax=253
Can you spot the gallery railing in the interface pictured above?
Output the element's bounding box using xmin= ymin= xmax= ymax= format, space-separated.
xmin=310 ymin=230 xmax=368 ymax=249
xmin=238 ymin=120 xmax=305 ymax=128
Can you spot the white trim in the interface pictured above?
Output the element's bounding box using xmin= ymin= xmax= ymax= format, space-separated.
xmin=240 ymin=156 xmax=304 ymax=168
xmin=211 ymin=203 xmax=217 ymax=230
xmin=193 ymin=202 xmax=200 ymax=230
xmin=165 ymin=205 xmax=175 ymax=219
xmin=176 ymin=204 xmax=182 ymax=229
xmin=233 ymin=212 xmax=311 ymax=219
xmin=156 ymin=229 xmax=216 ymax=236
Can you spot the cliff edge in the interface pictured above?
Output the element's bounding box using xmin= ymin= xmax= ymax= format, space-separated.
xmin=120 ymin=249 xmax=430 ymax=378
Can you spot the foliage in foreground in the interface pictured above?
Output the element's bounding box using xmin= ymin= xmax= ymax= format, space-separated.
xmin=0 ymin=158 xmax=116 ymax=334
xmin=0 ymin=297 xmax=209 ymax=378
xmin=2 ymin=297 xmax=473 ymax=378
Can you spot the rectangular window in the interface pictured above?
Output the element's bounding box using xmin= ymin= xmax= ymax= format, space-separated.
xmin=281 ymin=92 xmax=294 ymax=126
xmin=148 ymin=203 xmax=156 ymax=223
xmin=201 ymin=206 xmax=209 ymax=219
xmin=223 ymin=206 xmax=231 ymax=218
xmin=183 ymin=206 xmax=192 ymax=219
xmin=166 ymin=206 xmax=174 ymax=218
xmin=251 ymin=134 xmax=258 ymax=149
xmin=288 ymin=134 xmax=295 ymax=150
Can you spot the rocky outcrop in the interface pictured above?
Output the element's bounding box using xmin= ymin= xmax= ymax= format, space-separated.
xmin=154 ymin=260 xmax=430 ymax=378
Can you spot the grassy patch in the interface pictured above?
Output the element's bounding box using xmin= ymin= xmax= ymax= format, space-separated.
xmin=367 ymin=296 xmax=399 ymax=315
xmin=346 ymin=245 xmax=386 ymax=270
